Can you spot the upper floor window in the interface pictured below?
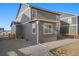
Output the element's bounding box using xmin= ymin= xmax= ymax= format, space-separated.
xmin=56 ymin=15 xmax=60 ymax=20
xmin=68 ymin=18 xmax=72 ymax=24
xmin=31 ymin=9 xmax=37 ymax=19
xmin=43 ymin=23 xmax=53 ymax=34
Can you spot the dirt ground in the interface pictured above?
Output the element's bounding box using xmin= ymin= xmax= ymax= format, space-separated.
xmin=53 ymin=42 xmax=79 ymax=56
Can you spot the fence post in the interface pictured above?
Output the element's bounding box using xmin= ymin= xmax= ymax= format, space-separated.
xmin=9 ymin=33 xmax=10 ymax=40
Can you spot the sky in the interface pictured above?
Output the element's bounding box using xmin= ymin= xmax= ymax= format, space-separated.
xmin=0 ymin=3 xmax=79 ymax=30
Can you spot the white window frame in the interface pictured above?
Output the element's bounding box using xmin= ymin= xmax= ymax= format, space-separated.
xmin=43 ymin=23 xmax=53 ymax=34
xmin=31 ymin=9 xmax=37 ymax=20
xmin=56 ymin=15 xmax=60 ymax=20
xmin=68 ymin=18 xmax=72 ymax=24
xmin=32 ymin=23 xmax=36 ymax=34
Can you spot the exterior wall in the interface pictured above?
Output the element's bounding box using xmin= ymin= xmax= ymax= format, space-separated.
xmin=22 ymin=23 xmax=37 ymax=44
xmin=11 ymin=23 xmax=16 ymax=34
xmin=38 ymin=21 xmax=57 ymax=43
xmin=15 ymin=4 xmax=34 ymax=40
xmin=60 ymin=16 xmax=77 ymax=35
xmin=14 ymin=4 xmax=59 ymax=44
xmin=19 ymin=4 xmax=27 ymax=14
xmin=16 ymin=25 xmax=23 ymax=39
xmin=20 ymin=7 xmax=31 ymax=23
xmin=21 ymin=7 xmax=59 ymax=43
xmin=16 ymin=4 xmax=31 ymax=22
xmin=77 ymin=16 xmax=79 ymax=33
xmin=37 ymin=9 xmax=59 ymax=21
xmin=0 ymin=28 xmax=4 ymax=33
xmin=60 ymin=13 xmax=74 ymax=18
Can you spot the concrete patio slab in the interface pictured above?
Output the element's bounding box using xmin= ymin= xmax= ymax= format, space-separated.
xmin=18 ymin=39 xmax=79 ymax=56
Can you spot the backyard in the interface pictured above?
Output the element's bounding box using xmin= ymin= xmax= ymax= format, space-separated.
xmin=0 ymin=39 xmax=35 ymax=56
xmin=0 ymin=39 xmax=79 ymax=56
xmin=49 ymin=42 xmax=79 ymax=56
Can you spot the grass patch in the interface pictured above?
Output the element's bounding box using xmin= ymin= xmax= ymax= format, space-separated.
xmin=49 ymin=47 xmax=67 ymax=56
xmin=49 ymin=48 xmax=60 ymax=56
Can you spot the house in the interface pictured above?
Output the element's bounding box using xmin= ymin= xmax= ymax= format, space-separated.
xmin=0 ymin=28 xmax=4 ymax=33
xmin=0 ymin=30 xmax=11 ymax=36
xmin=0 ymin=28 xmax=4 ymax=38
xmin=10 ymin=4 xmax=60 ymax=44
xmin=59 ymin=12 xmax=79 ymax=38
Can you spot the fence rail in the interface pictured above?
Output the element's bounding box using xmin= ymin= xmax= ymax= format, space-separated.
xmin=60 ymin=33 xmax=79 ymax=39
xmin=0 ymin=33 xmax=16 ymax=40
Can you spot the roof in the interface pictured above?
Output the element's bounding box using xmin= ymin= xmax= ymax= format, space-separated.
xmin=58 ymin=12 xmax=75 ymax=16
xmin=29 ymin=19 xmax=60 ymax=23
xmin=24 ymin=4 xmax=60 ymax=15
xmin=15 ymin=3 xmax=60 ymax=20
xmin=10 ymin=21 xmax=21 ymax=27
xmin=0 ymin=28 xmax=4 ymax=30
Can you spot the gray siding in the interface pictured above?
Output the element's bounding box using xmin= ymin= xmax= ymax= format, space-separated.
xmin=60 ymin=13 xmax=74 ymax=18
xmin=38 ymin=22 xmax=57 ymax=43
xmin=14 ymin=5 xmax=59 ymax=44
xmin=23 ymin=23 xmax=37 ymax=44
xmin=69 ymin=25 xmax=76 ymax=34
xmin=16 ymin=5 xmax=31 ymax=23
xmin=19 ymin=5 xmax=27 ymax=14
xmin=11 ymin=23 xmax=16 ymax=34
xmin=77 ymin=16 xmax=79 ymax=33
xmin=16 ymin=25 xmax=23 ymax=38
xmin=37 ymin=9 xmax=59 ymax=20
xmin=60 ymin=16 xmax=77 ymax=35
xmin=20 ymin=7 xmax=31 ymax=23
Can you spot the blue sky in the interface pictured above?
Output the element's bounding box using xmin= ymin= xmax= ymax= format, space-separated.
xmin=0 ymin=3 xmax=79 ymax=30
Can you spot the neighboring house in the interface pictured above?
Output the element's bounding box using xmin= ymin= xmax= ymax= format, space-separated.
xmin=11 ymin=21 xmax=22 ymax=39
xmin=0 ymin=28 xmax=4 ymax=38
xmin=3 ymin=30 xmax=11 ymax=35
xmin=59 ymin=12 xmax=79 ymax=37
xmin=10 ymin=4 xmax=60 ymax=44
xmin=0 ymin=28 xmax=4 ymax=33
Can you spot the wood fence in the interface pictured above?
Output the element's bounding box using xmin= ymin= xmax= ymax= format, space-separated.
xmin=61 ymin=33 xmax=79 ymax=39
xmin=0 ymin=33 xmax=16 ymax=40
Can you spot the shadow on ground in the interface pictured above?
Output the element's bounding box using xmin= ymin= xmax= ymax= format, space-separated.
xmin=0 ymin=39 xmax=35 ymax=56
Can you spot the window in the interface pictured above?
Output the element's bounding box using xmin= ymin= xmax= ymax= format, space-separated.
xmin=56 ymin=15 xmax=60 ymax=20
xmin=32 ymin=23 xmax=36 ymax=34
xmin=68 ymin=18 xmax=72 ymax=24
xmin=43 ymin=23 xmax=53 ymax=34
xmin=31 ymin=9 xmax=37 ymax=19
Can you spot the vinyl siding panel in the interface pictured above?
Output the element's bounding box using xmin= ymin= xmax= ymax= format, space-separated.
xmin=38 ymin=22 xmax=57 ymax=43
xmin=11 ymin=23 xmax=16 ymax=34
xmin=60 ymin=16 xmax=77 ymax=35
xmin=23 ymin=23 xmax=37 ymax=44
xmin=16 ymin=5 xmax=31 ymax=23
xmin=77 ymin=16 xmax=79 ymax=33
xmin=37 ymin=10 xmax=59 ymax=20
xmin=16 ymin=25 xmax=23 ymax=38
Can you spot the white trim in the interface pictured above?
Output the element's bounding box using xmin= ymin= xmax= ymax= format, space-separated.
xmin=76 ymin=16 xmax=78 ymax=34
xmin=61 ymin=24 xmax=77 ymax=27
xmin=16 ymin=7 xmax=29 ymax=21
xmin=21 ymin=18 xmax=59 ymax=25
xmin=21 ymin=21 xmax=29 ymax=25
xmin=68 ymin=18 xmax=72 ymax=24
xmin=43 ymin=23 xmax=53 ymax=34
xmin=56 ymin=15 xmax=59 ymax=21
xmin=61 ymin=16 xmax=76 ymax=20
xmin=18 ymin=7 xmax=29 ymax=17
xmin=36 ymin=21 xmax=39 ymax=44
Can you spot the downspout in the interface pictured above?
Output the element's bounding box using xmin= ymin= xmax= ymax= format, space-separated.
xmin=36 ymin=21 xmax=39 ymax=44
xmin=36 ymin=10 xmax=39 ymax=44
xmin=76 ymin=16 xmax=78 ymax=35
